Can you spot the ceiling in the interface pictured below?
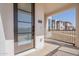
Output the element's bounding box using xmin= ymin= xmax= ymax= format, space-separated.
xmin=41 ymin=3 xmax=73 ymax=16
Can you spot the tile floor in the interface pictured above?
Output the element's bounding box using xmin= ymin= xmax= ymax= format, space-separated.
xmin=26 ymin=39 xmax=79 ymax=56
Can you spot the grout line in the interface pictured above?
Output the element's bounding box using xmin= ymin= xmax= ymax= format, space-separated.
xmin=58 ymin=50 xmax=78 ymax=56
xmin=45 ymin=41 xmax=61 ymax=46
xmin=45 ymin=40 xmax=79 ymax=56
xmin=45 ymin=40 xmax=79 ymax=50
xmin=45 ymin=46 xmax=60 ymax=56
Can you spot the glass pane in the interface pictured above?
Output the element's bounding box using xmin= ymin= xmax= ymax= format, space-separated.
xmin=18 ymin=33 xmax=32 ymax=45
xmin=47 ymin=8 xmax=76 ymax=44
xmin=52 ymin=8 xmax=76 ymax=31
xmin=48 ymin=8 xmax=76 ymax=31
xmin=18 ymin=22 xmax=32 ymax=34
xmin=18 ymin=3 xmax=32 ymax=12
xmin=18 ymin=10 xmax=32 ymax=22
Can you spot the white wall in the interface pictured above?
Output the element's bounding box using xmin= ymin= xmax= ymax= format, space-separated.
xmin=35 ymin=4 xmax=45 ymax=49
xmin=0 ymin=4 xmax=14 ymax=56
xmin=1 ymin=4 xmax=14 ymax=40
xmin=75 ymin=4 xmax=79 ymax=47
xmin=45 ymin=17 xmax=53 ymax=39
xmin=0 ymin=10 xmax=5 ymax=55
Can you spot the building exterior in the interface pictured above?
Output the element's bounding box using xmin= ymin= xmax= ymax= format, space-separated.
xmin=52 ymin=20 xmax=55 ymax=30
xmin=64 ymin=22 xmax=74 ymax=31
xmin=56 ymin=21 xmax=65 ymax=30
xmin=48 ymin=19 xmax=74 ymax=31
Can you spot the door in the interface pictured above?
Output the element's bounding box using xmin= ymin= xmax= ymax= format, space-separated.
xmin=14 ymin=3 xmax=35 ymax=54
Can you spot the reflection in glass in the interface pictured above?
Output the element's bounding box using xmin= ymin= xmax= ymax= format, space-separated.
xmin=17 ymin=6 xmax=32 ymax=45
xmin=18 ymin=10 xmax=32 ymax=22
xmin=14 ymin=3 xmax=34 ymax=54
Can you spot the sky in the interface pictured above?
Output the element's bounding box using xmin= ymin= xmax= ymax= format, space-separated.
xmin=52 ymin=8 xmax=76 ymax=27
